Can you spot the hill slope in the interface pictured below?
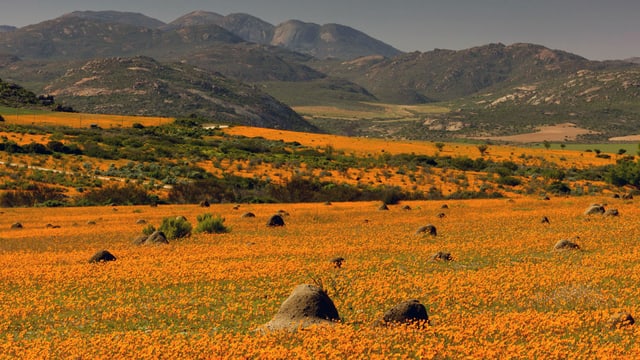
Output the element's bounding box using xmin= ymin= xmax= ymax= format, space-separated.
xmin=42 ymin=56 xmax=318 ymax=131
xmin=319 ymin=43 xmax=627 ymax=104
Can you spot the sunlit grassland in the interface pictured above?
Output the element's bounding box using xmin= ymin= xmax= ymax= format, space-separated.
xmin=0 ymin=106 xmax=173 ymax=128
xmin=1 ymin=197 xmax=640 ymax=357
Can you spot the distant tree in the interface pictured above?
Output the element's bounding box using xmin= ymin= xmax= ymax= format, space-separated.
xmin=560 ymin=143 xmax=566 ymax=149
xmin=477 ymin=144 xmax=489 ymax=156
xmin=618 ymin=149 xmax=627 ymax=156
xmin=543 ymin=140 xmax=551 ymax=150
xmin=594 ymin=149 xmax=602 ymax=155
xmin=434 ymin=142 xmax=445 ymax=152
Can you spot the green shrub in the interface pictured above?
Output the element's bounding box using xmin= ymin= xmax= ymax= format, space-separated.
xmin=158 ymin=216 xmax=192 ymax=240
xmin=142 ymin=224 xmax=156 ymax=236
xmin=195 ymin=213 xmax=229 ymax=234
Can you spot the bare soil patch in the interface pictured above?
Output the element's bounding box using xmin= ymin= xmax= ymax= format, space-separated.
xmin=472 ymin=123 xmax=598 ymax=143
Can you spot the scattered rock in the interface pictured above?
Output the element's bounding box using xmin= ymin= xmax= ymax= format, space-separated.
xmin=199 ymin=200 xmax=210 ymax=207
xmin=147 ymin=231 xmax=169 ymax=244
xmin=608 ymin=312 xmax=635 ymax=329
xmin=415 ymin=224 xmax=437 ymax=236
xmin=132 ymin=235 xmax=148 ymax=245
xmin=378 ymin=203 xmax=389 ymax=211
xmin=89 ymin=250 xmax=117 ymax=263
xmin=430 ymin=251 xmax=453 ymax=261
xmin=440 ymin=204 xmax=449 ymax=209
xmin=622 ymin=193 xmax=634 ymax=200
xmin=401 ymin=205 xmax=411 ymax=211
xmin=260 ymin=284 xmax=340 ymax=332
xmin=541 ymin=216 xmax=550 ymax=224
xmin=330 ymin=257 xmax=345 ymax=268
xmin=554 ymin=238 xmax=580 ymax=250
xmin=10 ymin=222 xmax=23 ymax=229
xmin=267 ymin=214 xmax=285 ymax=227
xmin=277 ymin=209 xmax=290 ymax=216
xmin=241 ymin=212 xmax=256 ymax=218
xmin=46 ymin=223 xmax=61 ymax=229
xmin=87 ymin=220 xmax=97 ymax=225
xmin=134 ymin=231 xmax=169 ymax=245
xmin=604 ymin=209 xmax=619 ymax=217
xmin=436 ymin=212 xmax=446 ymax=219
xmin=376 ymin=299 xmax=429 ymax=327
xmin=584 ymin=204 xmax=605 ymax=215
xmin=136 ymin=219 xmax=147 ymax=224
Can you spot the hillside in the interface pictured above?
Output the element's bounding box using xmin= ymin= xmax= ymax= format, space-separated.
xmin=316 ymin=43 xmax=630 ymax=103
xmin=42 ymin=56 xmax=317 ymax=131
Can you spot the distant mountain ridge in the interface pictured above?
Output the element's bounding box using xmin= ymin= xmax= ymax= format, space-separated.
xmin=0 ymin=10 xmax=400 ymax=61
xmin=169 ymin=11 xmax=402 ymax=60
xmin=0 ymin=25 xmax=16 ymax=32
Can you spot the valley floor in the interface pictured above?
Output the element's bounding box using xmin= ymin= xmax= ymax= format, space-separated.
xmin=1 ymin=196 xmax=639 ymax=357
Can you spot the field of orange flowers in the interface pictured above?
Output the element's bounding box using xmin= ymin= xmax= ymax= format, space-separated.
xmin=2 ymin=196 xmax=640 ymax=358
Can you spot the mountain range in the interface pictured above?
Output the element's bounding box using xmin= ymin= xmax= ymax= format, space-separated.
xmin=0 ymin=10 xmax=638 ymax=140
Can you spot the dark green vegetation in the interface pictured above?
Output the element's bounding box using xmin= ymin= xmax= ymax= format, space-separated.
xmin=1 ymin=11 xmax=639 ymax=141
xmin=1 ymin=117 xmax=637 ymax=208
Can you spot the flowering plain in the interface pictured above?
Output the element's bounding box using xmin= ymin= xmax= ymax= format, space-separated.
xmin=1 ymin=196 xmax=640 ymax=358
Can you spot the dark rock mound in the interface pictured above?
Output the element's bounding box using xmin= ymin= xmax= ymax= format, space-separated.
xmin=554 ymin=238 xmax=580 ymax=250
xmin=376 ymin=299 xmax=429 ymax=326
xmin=430 ymin=251 xmax=453 ymax=261
xmin=136 ymin=219 xmax=147 ymax=224
xmin=11 ymin=222 xmax=23 ymax=229
xmin=584 ymin=204 xmax=605 ymax=215
xmin=134 ymin=231 xmax=169 ymax=245
xmin=401 ymin=205 xmax=411 ymax=211
xmin=199 ymin=200 xmax=210 ymax=207
xmin=415 ymin=224 xmax=437 ymax=236
xmin=440 ymin=204 xmax=449 ymax=209
xmin=608 ymin=312 xmax=635 ymax=329
xmin=541 ymin=216 xmax=550 ymax=224
xmin=604 ymin=209 xmax=619 ymax=217
xmin=267 ymin=214 xmax=285 ymax=227
xmin=378 ymin=203 xmax=389 ymax=211
xmin=89 ymin=250 xmax=117 ymax=263
xmin=241 ymin=212 xmax=256 ymax=218
xmin=261 ymin=284 xmax=340 ymax=332
xmin=330 ymin=257 xmax=345 ymax=268
xmin=436 ymin=212 xmax=446 ymax=219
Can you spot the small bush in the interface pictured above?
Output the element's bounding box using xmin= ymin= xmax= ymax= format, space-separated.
xmin=158 ymin=216 xmax=192 ymax=240
xmin=142 ymin=224 xmax=156 ymax=236
xmin=195 ymin=213 xmax=229 ymax=234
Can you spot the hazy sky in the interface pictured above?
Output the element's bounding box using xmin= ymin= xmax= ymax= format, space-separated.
xmin=1 ymin=0 xmax=638 ymax=60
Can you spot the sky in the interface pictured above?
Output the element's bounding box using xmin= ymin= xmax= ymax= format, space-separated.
xmin=0 ymin=0 xmax=638 ymax=61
